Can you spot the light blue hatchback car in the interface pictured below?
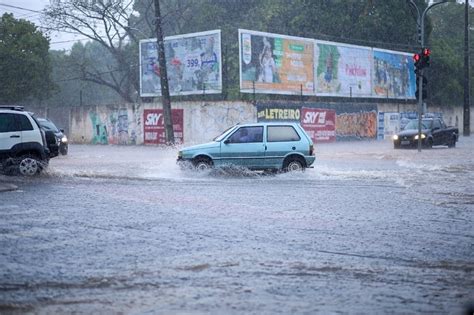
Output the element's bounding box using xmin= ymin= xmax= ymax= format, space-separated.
xmin=177 ymin=122 xmax=315 ymax=172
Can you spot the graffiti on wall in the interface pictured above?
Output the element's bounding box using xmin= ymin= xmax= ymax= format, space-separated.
xmin=89 ymin=107 xmax=135 ymax=145
xmin=90 ymin=112 xmax=109 ymax=144
xmin=336 ymin=111 xmax=377 ymax=138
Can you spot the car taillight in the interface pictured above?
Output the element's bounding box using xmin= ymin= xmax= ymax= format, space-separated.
xmin=309 ymin=144 xmax=314 ymax=156
xmin=41 ymin=129 xmax=47 ymax=146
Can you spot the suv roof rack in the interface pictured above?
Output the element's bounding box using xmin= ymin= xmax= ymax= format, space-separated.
xmin=0 ymin=105 xmax=25 ymax=111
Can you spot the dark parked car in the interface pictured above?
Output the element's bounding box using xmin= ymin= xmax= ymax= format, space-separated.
xmin=393 ymin=117 xmax=458 ymax=149
xmin=36 ymin=118 xmax=68 ymax=156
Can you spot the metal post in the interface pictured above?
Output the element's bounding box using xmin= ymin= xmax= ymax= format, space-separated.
xmin=409 ymin=0 xmax=447 ymax=152
xmin=252 ymin=81 xmax=256 ymax=105
xmin=464 ymin=0 xmax=471 ymax=136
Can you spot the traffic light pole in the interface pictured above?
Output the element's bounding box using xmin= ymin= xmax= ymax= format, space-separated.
xmin=409 ymin=0 xmax=447 ymax=152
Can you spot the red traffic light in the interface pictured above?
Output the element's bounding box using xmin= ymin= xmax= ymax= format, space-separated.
xmin=422 ymin=48 xmax=431 ymax=57
xmin=413 ymin=53 xmax=421 ymax=63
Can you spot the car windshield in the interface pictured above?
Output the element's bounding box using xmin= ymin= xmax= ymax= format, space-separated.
xmin=38 ymin=119 xmax=59 ymax=132
xmin=213 ymin=125 xmax=238 ymax=141
xmin=403 ymin=119 xmax=432 ymax=130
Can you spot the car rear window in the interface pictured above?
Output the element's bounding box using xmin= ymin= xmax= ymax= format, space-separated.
xmin=267 ymin=126 xmax=300 ymax=142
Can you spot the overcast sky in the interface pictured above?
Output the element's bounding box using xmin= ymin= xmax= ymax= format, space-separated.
xmin=0 ymin=0 xmax=87 ymax=50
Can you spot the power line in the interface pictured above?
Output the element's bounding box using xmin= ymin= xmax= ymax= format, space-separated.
xmin=0 ymin=3 xmax=43 ymax=14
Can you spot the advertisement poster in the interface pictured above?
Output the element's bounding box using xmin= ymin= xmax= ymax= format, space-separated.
xmin=140 ymin=30 xmax=222 ymax=97
xmin=239 ymin=29 xmax=314 ymax=95
xmin=143 ymin=109 xmax=183 ymax=144
xmin=315 ymin=41 xmax=372 ymax=97
xmin=373 ymin=48 xmax=416 ymax=99
xmin=301 ymin=107 xmax=336 ymax=142
xmin=256 ymin=104 xmax=301 ymax=122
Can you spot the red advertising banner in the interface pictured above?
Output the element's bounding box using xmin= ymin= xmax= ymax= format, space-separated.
xmin=143 ymin=109 xmax=184 ymax=144
xmin=300 ymin=107 xmax=336 ymax=143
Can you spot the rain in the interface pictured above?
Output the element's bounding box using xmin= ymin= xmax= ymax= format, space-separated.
xmin=1 ymin=0 xmax=473 ymax=314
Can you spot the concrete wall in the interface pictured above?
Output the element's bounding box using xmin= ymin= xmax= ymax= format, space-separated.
xmin=26 ymin=101 xmax=469 ymax=145
xmin=70 ymin=101 xmax=256 ymax=145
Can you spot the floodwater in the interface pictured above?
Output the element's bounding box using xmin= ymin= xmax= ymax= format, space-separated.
xmin=0 ymin=138 xmax=473 ymax=314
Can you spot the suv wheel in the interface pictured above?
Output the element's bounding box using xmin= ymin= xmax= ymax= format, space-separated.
xmin=18 ymin=155 xmax=41 ymax=176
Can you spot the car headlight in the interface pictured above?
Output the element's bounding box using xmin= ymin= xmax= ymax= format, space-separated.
xmin=414 ymin=134 xmax=426 ymax=140
xmin=393 ymin=135 xmax=399 ymax=141
xmin=61 ymin=135 xmax=68 ymax=143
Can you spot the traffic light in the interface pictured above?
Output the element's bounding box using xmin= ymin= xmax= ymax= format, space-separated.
xmin=421 ymin=48 xmax=430 ymax=68
xmin=414 ymin=47 xmax=431 ymax=73
xmin=415 ymin=75 xmax=428 ymax=100
xmin=413 ymin=52 xmax=421 ymax=72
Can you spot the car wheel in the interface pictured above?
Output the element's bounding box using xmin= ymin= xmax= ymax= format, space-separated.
xmin=425 ymin=138 xmax=433 ymax=149
xmin=60 ymin=145 xmax=68 ymax=155
xmin=193 ymin=157 xmax=212 ymax=171
xmin=18 ymin=155 xmax=41 ymax=176
xmin=1 ymin=159 xmax=16 ymax=176
xmin=448 ymin=136 xmax=456 ymax=148
xmin=283 ymin=156 xmax=305 ymax=172
xmin=393 ymin=143 xmax=400 ymax=149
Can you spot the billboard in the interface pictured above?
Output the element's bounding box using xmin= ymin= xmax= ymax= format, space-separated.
xmin=315 ymin=41 xmax=372 ymax=98
xmin=143 ymin=109 xmax=183 ymax=144
xmin=373 ymin=48 xmax=416 ymax=99
xmin=301 ymin=107 xmax=336 ymax=142
xmin=239 ymin=29 xmax=315 ymax=95
xmin=140 ymin=30 xmax=222 ymax=97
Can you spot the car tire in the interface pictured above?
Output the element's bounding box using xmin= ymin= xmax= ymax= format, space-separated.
xmin=17 ymin=155 xmax=42 ymax=176
xmin=425 ymin=138 xmax=433 ymax=149
xmin=60 ymin=145 xmax=68 ymax=155
xmin=448 ymin=135 xmax=456 ymax=148
xmin=193 ymin=157 xmax=213 ymax=171
xmin=283 ymin=156 xmax=305 ymax=172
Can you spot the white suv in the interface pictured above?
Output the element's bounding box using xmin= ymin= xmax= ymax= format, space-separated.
xmin=0 ymin=106 xmax=50 ymax=176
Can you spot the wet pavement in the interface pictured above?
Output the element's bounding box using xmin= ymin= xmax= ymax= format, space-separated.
xmin=0 ymin=138 xmax=473 ymax=314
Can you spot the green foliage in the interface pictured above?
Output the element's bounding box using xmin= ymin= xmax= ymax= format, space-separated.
xmin=427 ymin=2 xmax=473 ymax=107
xmin=0 ymin=13 xmax=54 ymax=104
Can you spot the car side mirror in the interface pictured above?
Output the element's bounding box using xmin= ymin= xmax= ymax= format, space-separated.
xmin=60 ymin=129 xmax=65 ymax=133
xmin=224 ymin=139 xmax=230 ymax=144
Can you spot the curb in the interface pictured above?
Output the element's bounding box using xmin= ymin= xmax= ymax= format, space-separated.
xmin=0 ymin=183 xmax=18 ymax=192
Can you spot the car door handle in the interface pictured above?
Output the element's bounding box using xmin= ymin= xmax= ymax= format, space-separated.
xmin=10 ymin=135 xmax=20 ymax=138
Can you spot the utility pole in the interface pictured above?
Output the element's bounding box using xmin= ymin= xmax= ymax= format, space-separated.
xmin=153 ymin=0 xmax=174 ymax=144
xmin=464 ymin=0 xmax=471 ymax=136
xmin=408 ymin=0 xmax=447 ymax=152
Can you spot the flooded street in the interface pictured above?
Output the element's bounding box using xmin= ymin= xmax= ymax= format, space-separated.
xmin=0 ymin=139 xmax=473 ymax=314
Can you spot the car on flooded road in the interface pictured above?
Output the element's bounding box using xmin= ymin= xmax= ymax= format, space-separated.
xmin=392 ymin=117 xmax=458 ymax=149
xmin=177 ymin=122 xmax=315 ymax=172
xmin=36 ymin=117 xmax=68 ymax=156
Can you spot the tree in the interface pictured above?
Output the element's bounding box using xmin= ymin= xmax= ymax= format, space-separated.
xmin=48 ymin=45 xmax=122 ymax=107
xmin=427 ymin=1 xmax=473 ymax=107
xmin=0 ymin=13 xmax=53 ymax=104
xmin=45 ymin=0 xmax=141 ymax=103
